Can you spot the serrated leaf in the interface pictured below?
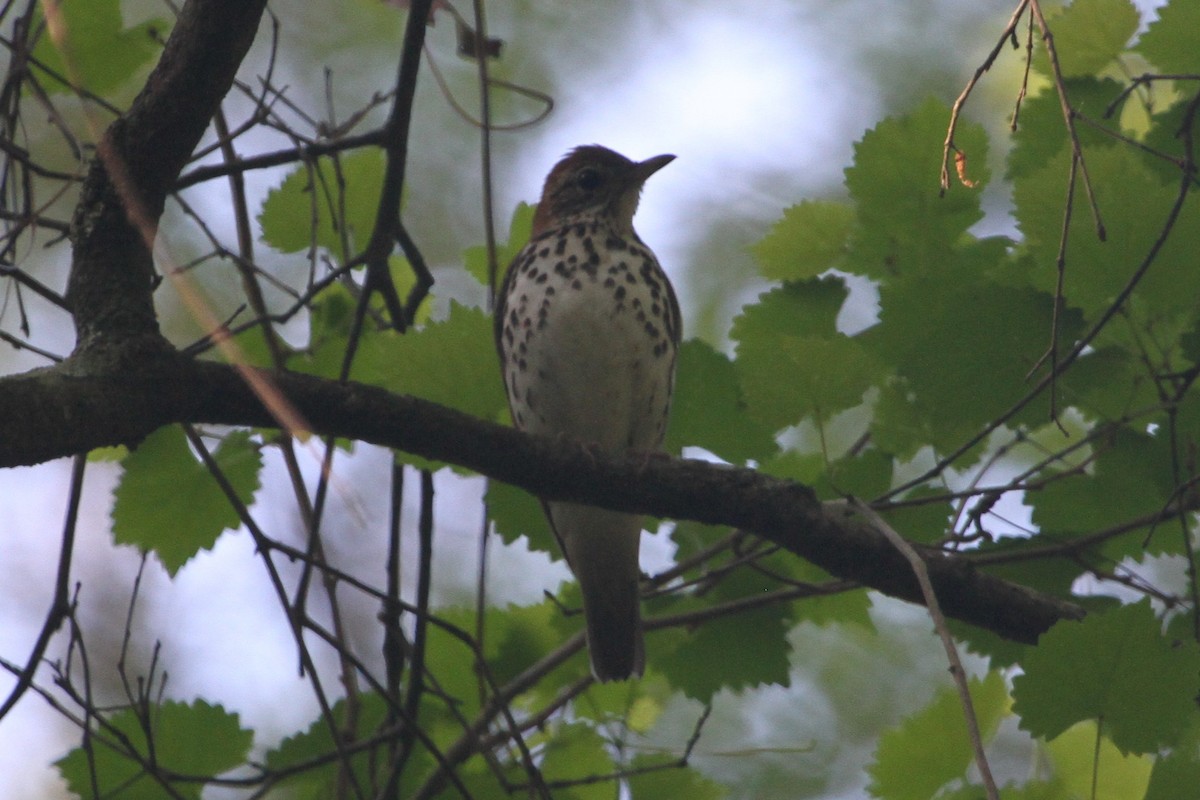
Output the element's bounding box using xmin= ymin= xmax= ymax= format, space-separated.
xmin=1032 ymin=0 xmax=1139 ymax=78
xmin=629 ymin=755 xmax=727 ymax=800
xmin=366 ymin=301 xmax=506 ymax=423
xmin=1145 ymin=720 xmax=1200 ymax=800
xmin=1029 ymin=429 xmax=1177 ymax=558
xmin=55 ymin=700 xmax=251 ymax=799
xmin=1008 ymin=79 xmax=1126 ymax=180
xmin=295 ymin=292 xmax=507 ymax=460
xmin=486 ymin=479 xmax=556 ymax=554
xmin=666 ymin=339 xmax=777 ymax=462
xmin=1046 ymin=721 xmax=1154 ymax=800
xmin=867 ymin=671 xmax=1008 ymax=800
xmin=258 ymin=148 xmax=387 ymax=256
xmin=1014 ymin=146 xmax=1200 ymax=320
xmin=264 ymin=694 xmax=418 ymax=799
xmin=1056 ymin=346 xmax=1157 ymax=422
xmin=878 ymin=485 xmax=952 ymax=544
xmin=844 ymin=98 xmax=988 ymax=281
xmin=1012 ymin=600 xmax=1200 ymax=754
xmin=736 ymin=333 xmax=878 ymax=429
xmin=867 ymin=275 xmax=1080 ymax=455
xmin=732 ymin=281 xmax=880 ymax=430
xmin=657 ymin=600 xmax=791 ymax=702
xmin=466 ymin=202 xmax=536 ymax=287
xmin=751 ymin=201 xmax=854 ymax=281
xmin=112 ymin=428 xmax=261 ymax=575
xmin=490 ymin=601 xmax=565 ymax=683
xmin=32 ymin=0 xmax=166 ymax=98
xmin=540 ymin=723 xmax=617 ymax=800
xmin=1137 ymin=0 xmax=1200 ymax=73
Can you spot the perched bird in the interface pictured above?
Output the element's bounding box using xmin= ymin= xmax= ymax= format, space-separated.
xmin=495 ymin=145 xmax=680 ymax=681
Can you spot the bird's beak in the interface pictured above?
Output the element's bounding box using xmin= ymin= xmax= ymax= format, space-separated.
xmin=631 ymin=154 xmax=676 ymax=183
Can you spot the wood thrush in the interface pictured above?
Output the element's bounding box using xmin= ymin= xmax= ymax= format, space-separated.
xmin=495 ymin=145 xmax=680 ymax=681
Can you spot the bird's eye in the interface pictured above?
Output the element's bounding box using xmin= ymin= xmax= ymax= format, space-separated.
xmin=575 ymin=168 xmax=603 ymax=191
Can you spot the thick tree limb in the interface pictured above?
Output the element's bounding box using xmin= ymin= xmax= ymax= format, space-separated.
xmin=66 ymin=0 xmax=269 ymax=352
xmin=0 ymin=358 xmax=1084 ymax=644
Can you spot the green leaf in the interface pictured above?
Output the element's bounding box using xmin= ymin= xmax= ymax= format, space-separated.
xmin=867 ymin=276 xmax=1078 ymax=454
xmin=298 ymin=294 xmax=506 ymax=448
xmin=878 ymin=485 xmax=952 ymax=544
xmin=370 ymin=301 xmax=505 ymax=421
xmin=666 ymin=339 xmax=777 ymax=462
xmin=844 ymin=98 xmax=988 ymax=282
xmin=1056 ymin=347 xmax=1157 ymax=422
xmin=657 ymin=596 xmax=791 ymax=702
xmin=1029 ymin=429 xmax=1175 ymax=556
xmin=112 ymin=428 xmax=262 ymax=575
xmin=751 ymin=200 xmax=854 ymax=281
xmin=1137 ymin=0 xmax=1200 ymax=73
xmin=540 ymin=723 xmax=617 ymax=800
xmin=736 ymin=334 xmax=878 ymax=429
xmin=258 ymin=148 xmax=387 ymax=256
xmin=1007 ymin=79 xmax=1126 ymax=180
xmin=1014 ymin=145 xmax=1200 ymax=320
xmin=811 ymin=448 xmax=892 ymax=501
xmin=732 ymin=279 xmax=880 ymax=429
xmin=732 ymin=276 xmax=847 ymax=341
xmin=629 ymin=755 xmax=727 ymax=800
xmin=486 ymin=479 xmax=556 ymax=554
xmin=31 ymin=0 xmax=166 ymax=98
xmin=489 ymin=601 xmax=567 ymax=683
xmin=1045 ymin=721 xmax=1154 ymax=800
xmin=1012 ymin=600 xmax=1200 ymax=754
xmin=56 ymin=700 xmax=251 ymax=799
xmin=1145 ymin=720 xmax=1200 ymax=800
xmin=1032 ymin=0 xmax=1139 ymax=78
xmin=466 ymin=202 xmax=536 ymax=287
xmin=265 ymin=694 xmax=423 ymax=799
xmin=867 ymin=671 xmax=1008 ymax=800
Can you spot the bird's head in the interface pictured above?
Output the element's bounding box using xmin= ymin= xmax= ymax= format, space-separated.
xmin=532 ymin=145 xmax=674 ymax=237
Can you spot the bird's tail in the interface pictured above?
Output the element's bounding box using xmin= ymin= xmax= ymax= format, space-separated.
xmin=547 ymin=502 xmax=645 ymax=682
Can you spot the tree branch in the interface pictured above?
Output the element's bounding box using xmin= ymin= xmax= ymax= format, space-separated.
xmin=0 ymin=358 xmax=1084 ymax=644
xmin=66 ymin=0 xmax=268 ymax=353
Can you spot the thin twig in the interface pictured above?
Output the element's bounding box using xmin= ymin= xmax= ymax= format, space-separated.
xmin=847 ymin=499 xmax=999 ymax=800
